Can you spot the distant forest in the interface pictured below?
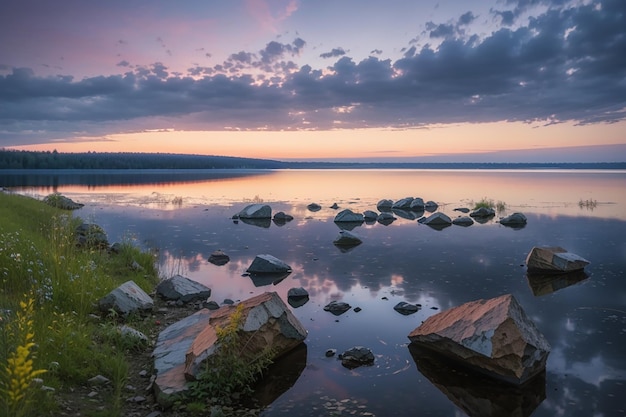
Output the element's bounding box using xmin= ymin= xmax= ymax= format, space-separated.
xmin=1 ymin=149 xmax=624 ymax=170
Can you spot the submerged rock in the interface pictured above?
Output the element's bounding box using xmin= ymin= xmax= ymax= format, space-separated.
xmin=208 ymin=250 xmax=230 ymax=266
xmin=408 ymin=294 xmax=550 ymax=385
xmin=307 ymin=203 xmax=322 ymax=212
xmin=394 ymin=301 xmax=421 ymax=315
xmin=273 ymin=212 xmax=294 ymax=223
xmin=333 ymin=230 xmax=363 ymax=248
xmin=525 ymin=246 xmax=590 ymax=273
xmin=323 ymin=301 xmax=352 ymax=316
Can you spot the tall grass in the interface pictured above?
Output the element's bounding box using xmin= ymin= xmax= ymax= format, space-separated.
xmin=0 ymin=193 xmax=159 ymax=416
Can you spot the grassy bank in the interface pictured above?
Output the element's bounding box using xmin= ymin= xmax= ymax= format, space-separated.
xmin=0 ymin=192 xmax=159 ymax=417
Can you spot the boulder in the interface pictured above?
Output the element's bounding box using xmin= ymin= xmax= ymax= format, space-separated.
xmin=377 ymin=212 xmax=396 ymax=225
xmin=75 ymin=223 xmax=109 ymax=249
xmin=424 ymin=200 xmax=439 ymax=212
xmin=98 ymin=280 xmax=154 ymax=317
xmin=156 ymin=275 xmax=211 ymax=303
xmin=525 ymin=246 xmax=590 ymax=273
xmin=334 ymin=209 xmax=364 ymax=223
xmin=339 ymin=346 xmax=375 ymax=369
xmin=392 ymin=197 xmax=414 ymax=209
xmin=208 ymin=250 xmax=230 ymax=266
xmin=452 ymin=216 xmax=474 ymax=227
xmin=323 ymin=301 xmax=352 ymax=316
xmin=420 ymin=212 xmax=452 ymax=230
xmin=287 ymin=287 xmax=309 ymax=308
xmin=307 ymin=203 xmax=322 ymax=212
xmin=247 ymin=254 xmax=292 ymax=274
xmin=363 ymin=210 xmax=378 ymax=221
xmin=184 ymin=292 xmax=307 ymax=381
xmin=273 ymin=212 xmax=294 ymax=222
xmin=500 ymin=212 xmax=527 ymax=227
xmin=43 ymin=193 xmax=84 ymax=210
xmin=394 ymin=301 xmax=421 ymax=315
xmin=238 ymin=204 xmax=271 ymax=219
xmin=410 ymin=197 xmax=425 ymax=210
xmin=333 ymin=230 xmax=363 ymax=248
xmin=470 ymin=207 xmax=496 ymax=218
xmin=408 ymin=294 xmax=551 ymax=385
xmin=330 ymin=203 xmax=339 ymax=209
xmin=376 ymin=199 xmax=393 ymax=211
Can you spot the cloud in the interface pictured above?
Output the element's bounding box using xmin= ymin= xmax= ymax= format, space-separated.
xmin=0 ymin=0 xmax=625 ymax=146
xmin=320 ymin=48 xmax=347 ymax=59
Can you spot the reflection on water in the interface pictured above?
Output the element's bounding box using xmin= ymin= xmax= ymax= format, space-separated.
xmin=3 ymin=169 xmax=626 ymax=416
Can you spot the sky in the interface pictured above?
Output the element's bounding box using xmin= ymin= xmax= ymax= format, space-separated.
xmin=0 ymin=0 xmax=625 ymax=162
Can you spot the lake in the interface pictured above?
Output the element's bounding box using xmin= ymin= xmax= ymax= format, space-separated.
xmin=2 ymin=169 xmax=626 ymax=417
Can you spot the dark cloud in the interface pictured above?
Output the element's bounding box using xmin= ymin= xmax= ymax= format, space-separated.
xmin=427 ymin=22 xmax=456 ymax=39
xmin=116 ymin=60 xmax=130 ymax=67
xmin=0 ymin=0 xmax=625 ymax=145
xmin=319 ymin=47 xmax=347 ymax=59
xmin=458 ymin=11 xmax=476 ymax=26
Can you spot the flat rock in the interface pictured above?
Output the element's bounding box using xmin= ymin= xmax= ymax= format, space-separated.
xmin=452 ymin=216 xmax=474 ymax=227
xmin=238 ymin=204 xmax=271 ymax=219
xmin=208 ymin=250 xmax=230 ymax=266
xmin=408 ymin=294 xmax=551 ymax=385
xmin=307 ymin=203 xmax=322 ymax=212
xmin=323 ymin=301 xmax=352 ymax=316
xmin=247 ymin=254 xmax=292 ymax=274
xmin=334 ymin=209 xmax=364 ymax=223
xmin=525 ymin=246 xmax=590 ymax=273
xmin=156 ymin=275 xmax=211 ymax=303
xmin=98 ymin=280 xmax=154 ymax=317
xmin=394 ymin=301 xmax=421 ymax=315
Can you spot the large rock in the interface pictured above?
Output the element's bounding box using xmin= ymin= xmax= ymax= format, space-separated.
xmin=500 ymin=212 xmax=527 ymax=228
xmin=392 ymin=197 xmax=414 ymax=209
xmin=247 ymin=254 xmax=292 ymax=274
xmin=376 ymin=199 xmax=393 ymax=211
xmin=377 ymin=212 xmax=396 ymax=225
xmin=470 ymin=207 xmax=496 ymax=218
xmin=408 ymin=294 xmax=550 ymax=385
xmin=156 ymin=275 xmax=211 ymax=303
xmin=419 ymin=212 xmax=452 ymax=229
xmin=339 ymin=346 xmax=375 ymax=369
xmin=208 ymin=250 xmax=230 ymax=266
xmin=333 ymin=209 xmax=364 ymax=223
xmin=333 ymin=230 xmax=363 ymax=248
xmin=238 ymin=204 xmax=271 ymax=219
xmin=363 ymin=210 xmax=378 ymax=221
xmin=526 ymin=246 xmax=590 ymax=273
xmin=184 ymin=292 xmax=307 ymax=381
xmin=98 ymin=280 xmax=154 ymax=317
xmin=43 ymin=193 xmax=84 ymax=210
xmin=410 ymin=197 xmax=425 ymax=210
xmin=75 ymin=223 xmax=109 ymax=249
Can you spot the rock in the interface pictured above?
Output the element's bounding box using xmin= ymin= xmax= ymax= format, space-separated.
xmin=273 ymin=212 xmax=294 ymax=222
xmin=325 ymin=349 xmax=337 ymax=357
xmin=408 ymin=294 xmax=551 ymax=385
xmin=118 ymin=325 xmax=148 ymax=344
xmin=287 ymin=287 xmax=309 ymax=308
xmin=156 ymin=275 xmax=212 ymax=303
xmin=75 ymin=223 xmax=109 ymax=249
xmin=363 ymin=210 xmax=378 ymax=221
xmin=246 ymin=254 xmax=292 ymax=275
xmin=98 ymin=280 xmax=154 ymax=317
xmin=330 ymin=203 xmax=339 ymax=209
xmin=420 ymin=212 xmax=452 ymax=230
xmin=203 ymin=300 xmax=220 ymax=310
xmin=184 ymin=292 xmax=307 ymax=381
xmin=525 ymin=246 xmax=590 ymax=273
xmin=500 ymin=212 xmax=527 ymax=227
xmin=323 ymin=301 xmax=352 ymax=316
xmin=238 ymin=204 xmax=271 ymax=219
xmin=333 ymin=230 xmax=363 ymax=248
xmin=339 ymin=346 xmax=375 ymax=369
xmin=394 ymin=301 xmax=420 ymax=315
xmin=333 ymin=209 xmax=364 ymax=223
xmin=393 ymin=209 xmax=418 ymax=220
xmin=88 ymin=375 xmax=110 ymax=385
xmin=208 ymin=250 xmax=230 ymax=266
xmin=376 ymin=199 xmax=393 ymax=211
xmin=392 ymin=197 xmax=414 ymax=209
xmin=454 ymin=207 xmax=470 ymax=213
xmin=307 ymin=203 xmax=322 ymax=212
xmin=377 ymin=212 xmax=396 ymax=225
xmin=424 ymin=200 xmax=439 ymax=211
xmin=452 ymin=216 xmax=474 ymax=227
xmin=470 ymin=207 xmax=496 ymax=218
xmin=43 ymin=193 xmax=84 ymax=210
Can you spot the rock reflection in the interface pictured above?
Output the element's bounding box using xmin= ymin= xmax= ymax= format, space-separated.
xmin=251 ymin=343 xmax=307 ymax=408
xmin=409 ymin=345 xmax=546 ymax=417
xmin=526 ymin=270 xmax=589 ymax=296
xmin=247 ymin=272 xmax=292 ymax=287
xmin=239 ymin=217 xmax=272 ymax=228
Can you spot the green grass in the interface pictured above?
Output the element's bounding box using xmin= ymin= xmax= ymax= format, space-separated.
xmin=0 ymin=193 xmax=159 ymax=416
xmin=472 ymin=197 xmax=506 ymax=213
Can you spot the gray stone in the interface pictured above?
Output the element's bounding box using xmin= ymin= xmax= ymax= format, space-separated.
xmin=340 ymin=346 xmax=375 ymax=369
xmin=307 ymin=203 xmax=322 ymax=212
xmin=203 ymin=300 xmax=220 ymax=310
xmin=118 ymin=325 xmax=148 ymax=344
xmin=247 ymin=254 xmax=292 ymax=274
xmin=377 ymin=212 xmax=396 ymax=225
xmin=363 ymin=210 xmax=378 ymax=221
xmin=470 ymin=207 xmax=496 ymax=218
xmin=288 ymin=287 xmax=309 ymax=308
xmin=500 ymin=212 xmax=527 ymax=227
xmin=452 ymin=216 xmax=474 ymax=227
xmin=323 ymin=301 xmax=352 ymax=316
xmin=424 ymin=200 xmax=439 ymax=211
xmin=526 ymin=246 xmax=590 ymax=273
xmin=156 ymin=275 xmax=211 ymax=303
xmin=333 ymin=230 xmax=363 ymax=247
xmin=376 ymin=199 xmax=393 ymax=211
xmin=273 ymin=211 xmax=294 ymax=221
xmin=88 ymin=375 xmax=110 ymax=385
xmin=410 ymin=197 xmax=425 ymax=210
xmin=98 ymin=280 xmax=154 ymax=317
xmin=392 ymin=197 xmax=414 ymax=209
xmin=208 ymin=250 xmax=230 ymax=266
xmin=408 ymin=294 xmax=551 ymax=385
xmin=238 ymin=204 xmax=271 ymax=219
xmin=334 ymin=209 xmax=364 ymax=223
xmin=420 ymin=212 xmax=452 ymax=229
xmin=394 ymin=301 xmax=420 ymax=315
xmin=454 ymin=207 xmax=470 ymax=213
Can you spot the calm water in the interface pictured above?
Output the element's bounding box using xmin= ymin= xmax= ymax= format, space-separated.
xmin=3 ymin=169 xmax=626 ymax=417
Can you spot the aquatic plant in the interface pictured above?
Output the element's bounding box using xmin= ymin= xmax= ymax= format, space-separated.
xmin=578 ymin=198 xmax=597 ymax=210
